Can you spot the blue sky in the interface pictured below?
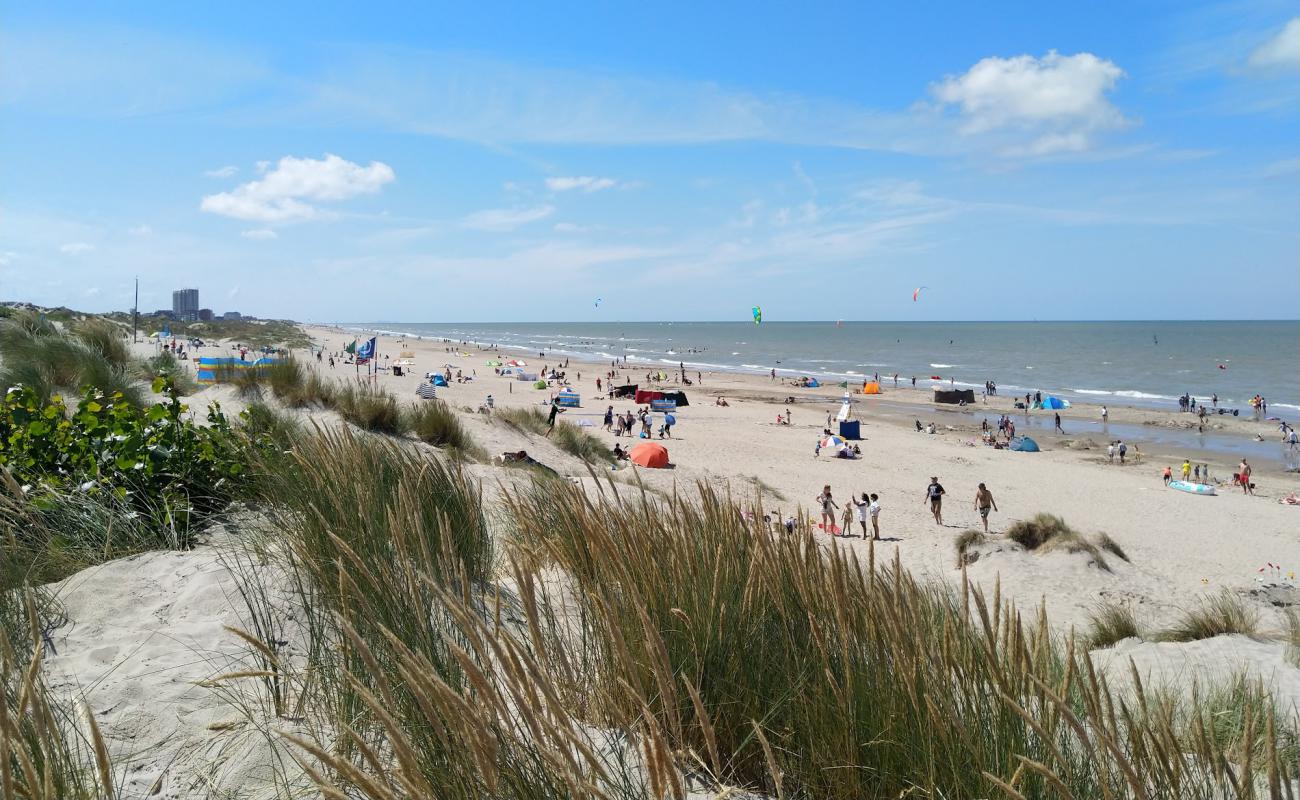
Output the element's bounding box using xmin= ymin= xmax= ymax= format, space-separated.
xmin=2 ymin=1 xmax=1297 ymax=322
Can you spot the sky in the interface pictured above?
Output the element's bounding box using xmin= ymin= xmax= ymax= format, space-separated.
xmin=1 ymin=1 xmax=1297 ymax=322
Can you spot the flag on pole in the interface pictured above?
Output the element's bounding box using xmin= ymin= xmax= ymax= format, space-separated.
xmin=344 ymin=340 xmax=357 ymax=355
xmin=356 ymin=337 xmax=377 ymax=365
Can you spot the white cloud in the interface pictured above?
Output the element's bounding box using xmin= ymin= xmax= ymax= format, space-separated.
xmin=1249 ymin=17 xmax=1300 ymax=70
xmin=200 ymin=154 xmax=395 ymax=223
xmin=128 ymin=224 xmax=153 ymax=236
xmin=241 ymin=228 xmax=278 ymax=240
xmin=546 ymin=176 xmax=617 ymax=192
xmin=0 ymin=251 xmax=18 ymax=267
xmin=60 ymin=242 xmax=94 ymax=255
xmin=1261 ymin=156 xmax=1300 ymax=177
xmin=553 ymin=222 xmax=589 ymax=234
xmin=931 ymin=51 xmax=1127 ymax=153
xmin=205 ymin=165 xmax=239 ymax=178
xmin=460 ymin=205 xmax=554 ymax=232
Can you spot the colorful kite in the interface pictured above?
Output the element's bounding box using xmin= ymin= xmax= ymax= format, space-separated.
xmin=752 ymin=306 xmax=762 ymax=324
xmin=913 ymin=286 xmax=928 ymax=302
xmin=594 ymin=297 xmax=602 ymax=309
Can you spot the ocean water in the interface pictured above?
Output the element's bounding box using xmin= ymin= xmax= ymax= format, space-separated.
xmin=363 ymin=321 xmax=1300 ymax=420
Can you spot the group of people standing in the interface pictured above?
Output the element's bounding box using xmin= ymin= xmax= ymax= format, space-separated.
xmin=810 ymin=476 xmax=1002 ymax=542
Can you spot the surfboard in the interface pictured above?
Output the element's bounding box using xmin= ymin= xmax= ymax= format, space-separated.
xmin=1169 ymin=480 xmax=1216 ymax=496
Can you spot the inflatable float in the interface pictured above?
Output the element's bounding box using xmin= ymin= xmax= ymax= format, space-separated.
xmin=1169 ymin=480 xmax=1216 ymax=496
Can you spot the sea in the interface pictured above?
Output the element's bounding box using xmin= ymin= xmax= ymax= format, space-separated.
xmin=360 ymin=321 xmax=1300 ymax=422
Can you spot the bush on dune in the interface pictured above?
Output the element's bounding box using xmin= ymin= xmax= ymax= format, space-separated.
xmin=1085 ymin=601 xmax=1140 ymax=649
xmin=1005 ymin=512 xmax=1128 ymax=571
xmin=404 ymin=398 xmax=475 ymax=453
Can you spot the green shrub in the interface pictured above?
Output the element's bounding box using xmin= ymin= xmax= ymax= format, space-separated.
xmin=1160 ymin=592 xmax=1261 ymax=642
xmin=496 ymin=405 xmax=550 ymax=435
xmin=0 ymin=377 xmax=252 ymax=535
xmin=266 ymin=357 xmax=306 ymax=402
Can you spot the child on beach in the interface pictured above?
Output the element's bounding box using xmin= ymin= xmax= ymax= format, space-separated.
xmin=853 ymin=493 xmax=870 ymax=537
xmin=868 ymin=494 xmax=881 ymax=539
xmin=1162 ymin=466 xmax=1172 ymax=485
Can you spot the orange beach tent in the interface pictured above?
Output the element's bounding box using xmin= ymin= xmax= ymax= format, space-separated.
xmin=629 ymin=442 xmax=670 ymax=469
xmin=861 ymin=381 xmax=881 ymax=395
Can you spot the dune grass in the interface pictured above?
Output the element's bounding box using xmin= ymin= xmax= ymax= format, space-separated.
xmin=1085 ymin=601 xmax=1141 ymax=649
xmin=0 ymin=312 xmax=143 ymax=406
xmin=0 ymin=590 xmax=113 ymax=800
xmin=496 ymin=406 xmax=612 ymax=462
xmin=404 ymin=398 xmax=477 ymax=454
xmin=954 ymin=528 xmax=986 ymax=565
xmin=334 ymin=382 xmax=405 ymax=434
xmin=1005 ymin=512 xmax=1123 ymax=571
xmin=70 ymin=318 xmax=130 ymax=368
xmin=499 ymin=478 xmax=1297 ymax=798
xmin=1160 ymin=591 xmax=1261 ymax=642
xmin=1286 ymin=611 xmax=1299 ymax=668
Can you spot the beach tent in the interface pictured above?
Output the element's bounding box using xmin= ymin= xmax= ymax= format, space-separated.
xmin=611 ymin=384 xmax=638 ymax=398
xmin=533 ymin=380 xmax=548 ymax=389
xmin=629 ymin=442 xmax=670 ymax=468
xmin=1041 ymin=396 xmax=1070 ymax=410
xmin=415 ymin=383 xmax=438 ymax=400
xmin=807 ymin=378 xmax=821 ymax=388
xmin=862 ymin=382 xmax=881 ymax=394
xmin=1010 ymin=436 xmax=1040 ymax=452
xmin=507 ymin=359 xmax=527 ymax=367
xmin=431 ymin=374 xmax=448 ymax=387
xmin=486 ymin=359 xmax=502 ymax=366
xmin=556 ymin=389 xmax=580 ymax=408
xmin=661 ymin=390 xmax=690 ymax=407
xmin=650 ymin=398 xmax=677 ymax=412
xmin=934 ymin=389 xmax=975 ymax=404
xmin=839 ymin=420 xmax=861 ymax=440
xmin=635 ymin=389 xmax=664 ymax=404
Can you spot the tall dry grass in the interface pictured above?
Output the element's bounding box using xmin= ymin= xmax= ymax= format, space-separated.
xmin=503 ymin=478 xmax=1298 ymax=798
xmin=0 ymin=590 xmax=114 ymax=800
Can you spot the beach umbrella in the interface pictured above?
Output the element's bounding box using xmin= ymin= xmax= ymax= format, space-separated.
xmin=415 ymin=383 xmax=437 ymax=400
xmin=629 ymin=442 xmax=670 ymax=468
xmin=664 ymin=413 xmax=676 ymax=426
xmin=820 ymin=435 xmax=846 ymax=450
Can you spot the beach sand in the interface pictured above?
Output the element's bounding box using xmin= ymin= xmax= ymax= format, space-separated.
xmin=30 ymin=324 xmax=1300 ymax=796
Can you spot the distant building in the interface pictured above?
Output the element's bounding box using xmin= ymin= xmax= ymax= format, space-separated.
xmin=172 ymin=288 xmax=199 ymax=322
xmin=222 ymin=311 xmax=242 ymax=320
xmin=152 ymin=309 xmax=176 ymax=320
xmin=198 ymin=308 xmax=214 ymax=321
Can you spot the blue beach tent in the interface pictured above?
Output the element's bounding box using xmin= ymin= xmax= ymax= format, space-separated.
xmin=431 ymin=374 xmax=448 ymax=387
xmin=1041 ymin=396 xmax=1070 ymax=410
xmin=1010 ymin=436 xmax=1040 ymax=452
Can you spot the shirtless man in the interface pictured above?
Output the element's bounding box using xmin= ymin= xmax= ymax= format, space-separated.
xmin=974 ymin=483 xmax=998 ymax=533
xmin=1238 ymin=459 xmax=1253 ymax=495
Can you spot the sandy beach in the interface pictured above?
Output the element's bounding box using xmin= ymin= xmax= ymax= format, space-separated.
xmin=289 ymin=324 xmax=1300 ymax=634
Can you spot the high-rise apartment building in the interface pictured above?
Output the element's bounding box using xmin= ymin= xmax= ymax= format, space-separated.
xmin=172 ymin=288 xmax=199 ymax=322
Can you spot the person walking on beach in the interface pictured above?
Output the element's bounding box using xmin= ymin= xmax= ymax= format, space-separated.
xmin=1117 ymin=440 xmax=1127 ymax=464
xmin=924 ymin=476 xmax=946 ymax=525
xmin=603 ymin=405 xmax=614 ymax=432
xmin=1162 ymin=465 xmax=1173 ymax=485
xmin=1101 ymin=405 xmax=1108 ymax=425
xmin=974 ymin=483 xmax=998 ymax=533
xmin=817 ymin=485 xmax=840 ymax=535
xmin=1107 ymin=442 xmax=1115 ymax=463
xmin=1181 ymin=459 xmax=1191 ymax=482
xmin=1054 ymin=412 xmax=1064 ymax=434
xmin=1238 ymin=459 xmax=1253 ymax=494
